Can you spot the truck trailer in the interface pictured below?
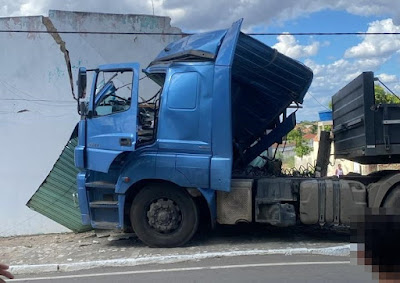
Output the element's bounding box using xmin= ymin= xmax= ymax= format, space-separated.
xmin=71 ymin=19 xmax=400 ymax=247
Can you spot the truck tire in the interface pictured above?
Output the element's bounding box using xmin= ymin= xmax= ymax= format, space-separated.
xmin=130 ymin=184 xmax=199 ymax=247
xmin=383 ymin=185 xmax=400 ymax=208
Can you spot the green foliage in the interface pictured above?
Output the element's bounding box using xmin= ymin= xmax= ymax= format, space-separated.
xmin=295 ymin=143 xmax=312 ymax=157
xmin=275 ymin=150 xmax=284 ymax=160
xmin=375 ymin=84 xmax=400 ymax=104
xmin=311 ymin=124 xmax=318 ymax=134
xmin=285 ymin=156 xmax=295 ymax=169
xmin=328 ymin=100 xmax=333 ymax=110
xmin=287 ymin=127 xmax=302 ymax=142
xmin=286 ymin=127 xmax=312 ymax=158
xmin=300 ymin=121 xmax=313 ymax=125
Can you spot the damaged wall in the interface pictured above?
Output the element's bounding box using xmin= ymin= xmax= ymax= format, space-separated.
xmin=0 ymin=10 xmax=183 ymax=236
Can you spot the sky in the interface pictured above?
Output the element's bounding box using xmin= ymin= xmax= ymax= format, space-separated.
xmin=1 ymin=0 xmax=400 ymax=121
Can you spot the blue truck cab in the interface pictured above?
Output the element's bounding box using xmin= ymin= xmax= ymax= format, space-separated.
xmin=74 ymin=19 xmax=313 ymax=247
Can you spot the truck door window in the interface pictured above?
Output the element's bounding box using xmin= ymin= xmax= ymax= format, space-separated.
xmin=94 ymin=70 xmax=133 ymax=117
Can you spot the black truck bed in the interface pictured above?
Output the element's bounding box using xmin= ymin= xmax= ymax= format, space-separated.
xmin=332 ymin=72 xmax=400 ymax=164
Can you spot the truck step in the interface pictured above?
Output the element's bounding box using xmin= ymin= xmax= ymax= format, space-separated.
xmin=91 ymin=221 xmax=119 ymax=229
xmin=85 ymin=181 xmax=115 ymax=189
xmin=89 ymin=201 xmax=118 ymax=208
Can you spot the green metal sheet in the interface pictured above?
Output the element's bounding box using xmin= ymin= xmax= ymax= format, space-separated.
xmin=27 ymin=127 xmax=91 ymax=233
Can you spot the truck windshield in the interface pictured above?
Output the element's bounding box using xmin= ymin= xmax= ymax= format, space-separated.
xmin=93 ymin=71 xmax=133 ymax=117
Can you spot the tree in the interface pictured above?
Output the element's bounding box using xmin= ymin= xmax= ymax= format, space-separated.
xmin=375 ymin=84 xmax=400 ymax=104
xmin=323 ymin=125 xmax=332 ymax=131
xmin=310 ymin=124 xmax=318 ymax=134
xmin=328 ymin=100 xmax=333 ymax=110
xmin=286 ymin=127 xmax=312 ymax=158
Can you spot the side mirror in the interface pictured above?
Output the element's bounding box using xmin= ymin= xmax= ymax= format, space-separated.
xmin=77 ymin=67 xmax=87 ymax=99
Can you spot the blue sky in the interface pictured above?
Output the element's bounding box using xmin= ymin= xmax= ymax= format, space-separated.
xmin=247 ymin=9 xmax=400 ymax=120
xmin=255 ymin=10 xmax=380 ymax=63
xmin=251 ymin=10 xmax=400 ymax=120
xmin=1 ymin=0 xmax=400 ymax=121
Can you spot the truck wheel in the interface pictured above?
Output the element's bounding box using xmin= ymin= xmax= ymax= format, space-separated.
xmin=130 ymin=184 xmax=199 ymax=247
xmin=383 ymin=185 xmax=400 ymax=208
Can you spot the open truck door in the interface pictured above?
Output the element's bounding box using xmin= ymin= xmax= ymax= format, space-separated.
xmin=83 ymin=63 xmax=139 ymax=173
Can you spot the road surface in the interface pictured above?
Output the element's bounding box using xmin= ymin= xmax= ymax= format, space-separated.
xmin=10 ymin=254 xmax=374 ymax=283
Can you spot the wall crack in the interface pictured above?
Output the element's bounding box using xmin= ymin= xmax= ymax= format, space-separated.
xmin=42 ymin=16 xmax=76 ymax=100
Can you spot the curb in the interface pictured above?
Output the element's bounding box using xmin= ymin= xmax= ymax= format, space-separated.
xmin=10 ymin=244 xmax=350 ymax=275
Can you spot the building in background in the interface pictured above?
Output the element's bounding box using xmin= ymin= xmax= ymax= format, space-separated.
xmin=295 ymin=116 xmax=363 ymax=176
xmin=294 ymin=115 xmax=400 ymax=177
xmin=0 ymin=10 xmax=182 ymax=236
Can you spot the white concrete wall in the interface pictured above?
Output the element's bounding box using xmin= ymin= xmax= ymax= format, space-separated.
xmin=0 ymin=10 xmax=182 ymax=236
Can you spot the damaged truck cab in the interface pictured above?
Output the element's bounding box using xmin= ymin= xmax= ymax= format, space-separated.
xmin=73 ymin=19 xmax=400 ymax=247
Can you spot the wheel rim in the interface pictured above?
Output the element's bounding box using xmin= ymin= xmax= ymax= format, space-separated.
xmin=146 ymin=199 xmax=182 ymax=234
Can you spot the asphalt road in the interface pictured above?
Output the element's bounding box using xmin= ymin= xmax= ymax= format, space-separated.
xmin=10 ymin=254 xmax=375 ymax=283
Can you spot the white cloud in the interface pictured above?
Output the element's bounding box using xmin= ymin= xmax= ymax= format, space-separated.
xmin=341 ymin=0 xmax=400 ymax=24
xmin=273 ymin=33 xmax=319 ymax=59
xmin=1 ymin=0 xmax=400 ymax=31
xmin=393 ymin=84 xmax=400 ymax=94
xmin=0 ymin=0 xmax=151 ymax=18
xmin=19 ymin=0 xmax=48 ymax=16
xmin=1 ymin=0 xmax=400 ymax=121
xmin=378 ymin=73 xmax=398 ymax=83
xmin=161 ymin=0 xmax=400 ymax=31
xmin=344 ymin=19 xmax=400 ymax=59
xmin=306 ymin=56 xmax=380 ymax=96
xmin=376 ymin=73 xmax=400 ymax=99
xmin=293 ymin=17 xmax=400 ymax=120
xmin=300 ymin=53 xmax=400 ymax=120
